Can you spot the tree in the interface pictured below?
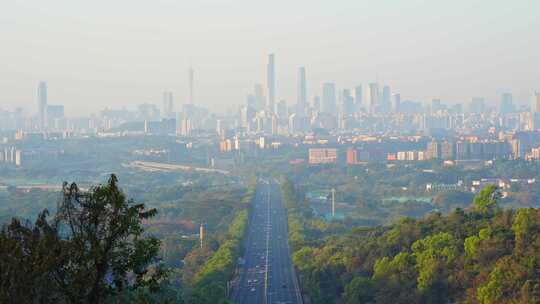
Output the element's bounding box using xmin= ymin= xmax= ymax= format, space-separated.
xmin=0 ymin=211 xmax=64 ymax=303
xmin=412 ymin=232 xmax=459 ymax=302
xmin=512 ymin=208 xmax=538 ymax=253
xmin=343 ymin=277 xmax=375 ymax=304
xmin=473 ymin=185 xmax=500 ymax=215
xmin=0 ymin=175 xmax=166 ymax=304
xmin=372 ymin=253 xmax=419 ymax=303
xmin=476 ymin=256 xmax=528 ymax=304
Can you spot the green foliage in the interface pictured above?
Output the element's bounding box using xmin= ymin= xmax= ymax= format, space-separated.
xmin=473 ymin=185 xmax=500 ymax=214
xmin=412 ymin=232 xmax=459 ymax=299
xmin=372 ymin=253 xmax=418 ymax=303
xmin=344 ymin=277 xmax=375 ymax=304
xmin=432 ymin=191 xmax=475 ymax=212
xmin=186 ymin=178 xmax=255 ymax=304
xmin=476 ymin=256 xmax=528 ymax=304
xmin=0 ymin=189 xmax=60 ymax=224
xmin=288 ymin=182 xmax=540 ymax=304
xmin=0 ymin=175 xmax=166 ymax=303
xmin=194 ymin=211 xmax=247 ymax=287
xmin=512 ymin=208 xmax=539 ymax=252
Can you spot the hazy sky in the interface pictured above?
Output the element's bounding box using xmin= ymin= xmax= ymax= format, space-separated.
xmin=1 ymin=0 xmax=539 ymax=116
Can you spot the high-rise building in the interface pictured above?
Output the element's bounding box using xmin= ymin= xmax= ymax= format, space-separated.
xmin=353 ymin=85 xmax=362 ymax=113
xmin=296 ymin=67 xmax=307 ymax=116
xmin=532 ymin=91 xmax=540 ymax=113
xmin=367 ymin=83 xmax=379 ymax=114
xmin=392 ymin=93 xmax=401 ymax=113
xmin=441 ymin=141 xmax=455 ymax=160
xmin=288 ymin=113 xmax=309 ymax=134
xmin=188 ymin=67 xmax=194 ymax=104
xmin=431 ymin=99 xmax=443 ymax=113
xmin=240 ymin=106 xmax=254 ymax=130
xmin=162 ymin=91 xmax=174 ymax=119
xmin=267 ymin=54 xmax=276 ymax=113
xmin=340 ymin=89 xmax=354 ymax=116
xmin=47 ymin=105 xmax=65 ymax=129
xmin=179 ymin=118 xmax=192 ymax=136
xmin=346 ymin=148 xmax=358 ymax=165
xmin=469 ymin=98 xmax=485 ymax=114
xmin=271 ymin=114 xmax=278 ymax=135
xmin=308 ymin=148 xmax=338 ymax=164
xmin=322 ymin=83 xmax=336 ymax=115
xmin=456 ymin=141 xmax=470 ymax=160
xmin=37 ymin=81 xmax=47 ymax=130
xmin=381 ymin=85 xmax=391 ymax=113
xmin=500 ymin=93 xmax=514 ymax=115
xmin=426 ymin=140 xmax=441 ymax=159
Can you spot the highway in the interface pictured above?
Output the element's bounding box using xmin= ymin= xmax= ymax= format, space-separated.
xmin=231 ymin=179 xmax=303 ymax=304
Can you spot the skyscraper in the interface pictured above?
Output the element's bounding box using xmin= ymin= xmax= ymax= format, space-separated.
xmin=322 ymin=83 xmax=336 ymax=115
xmin=340 ymin=89 xmax=354 ymax=116
xmin=188 ymin=67 xmax=194 ymax=104
xmin=37 ymin=81 xmax=47 ymax=130
xmin=532 ymin=91 xmax=540 ymax=113
xmin=240 ymin=105 xmax=254 ymax=129
xmin=46 ymin=105 xmax=64 ymax=129
xmin=381 ymin=85 xmax=391 ymax=113
xmin=392 ymin=93 xmax=401 ymax=113
xmin=296 ymin=66 xmax=307 ymax=116
xmin=162 ymin=91 xmax=174 ymax=119
xmin=500 ymin=93 xmax=514 ymax=115
xmin=469 ymin=98 xmax=485 ymax=114
xmin=353 ymin=85 xmax=362 ymax=113
xmin=266 ymin=54 xmax=276 ymax=113
xmin=367 ymin=83 xmax=379 ymax=114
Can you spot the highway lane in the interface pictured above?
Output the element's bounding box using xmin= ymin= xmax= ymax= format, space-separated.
xmin=231 ymin=179 xmax=302 ymax=304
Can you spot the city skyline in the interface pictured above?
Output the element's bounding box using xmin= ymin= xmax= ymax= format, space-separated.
xmin=3 ymin=2 xmax=540 ymax=304
xmin=4 ymin=73 xmax=540 ymax=119
xmin=3 ymin=55 xmax=540 ymax=117
xmin=1 ymin=1 xmax=540 ymax=115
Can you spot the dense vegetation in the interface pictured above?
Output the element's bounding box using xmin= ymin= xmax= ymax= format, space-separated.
xmin=278 ymin=160 xmax=540 ymax=227
xmin=0 ymin=175 xmax=256 ymax=304
xmin=283 ymin=181 xmax=540 ymax=303
xmin=0 ymin=175 xmax=166 ymax=303
xmin=183 ymin=178 xmax=256 ymax=304
xmin=4 ymin=152 xmax=540 ymax=303
xmin=0 ymin=169 xmax=256 ymax=303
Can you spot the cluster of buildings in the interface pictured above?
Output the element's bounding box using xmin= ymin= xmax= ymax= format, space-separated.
xmin=0 ymin=146 xmax=22 ymax=166
xmin=425 ymin=178 xmax=536 ymax=195
xmin=301 ymin=130 xmax=540 ymax=166
xmin=6 ymin=54 xmax=538 ymax=139
xmin=234 ymin=54 xmax=540 ymax=138
xmin=2 ymin=53 xmax=540 ymax=172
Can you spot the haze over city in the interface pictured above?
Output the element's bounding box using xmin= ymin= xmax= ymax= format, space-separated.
xmin=4 ymin=2 xmax=540 ymax=304
xmin=2 ymin=0 xmax=540 ymax=115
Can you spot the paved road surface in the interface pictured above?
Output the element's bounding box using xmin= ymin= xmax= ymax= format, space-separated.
xmin=231 ymin=179 xmax=302 ymax=304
